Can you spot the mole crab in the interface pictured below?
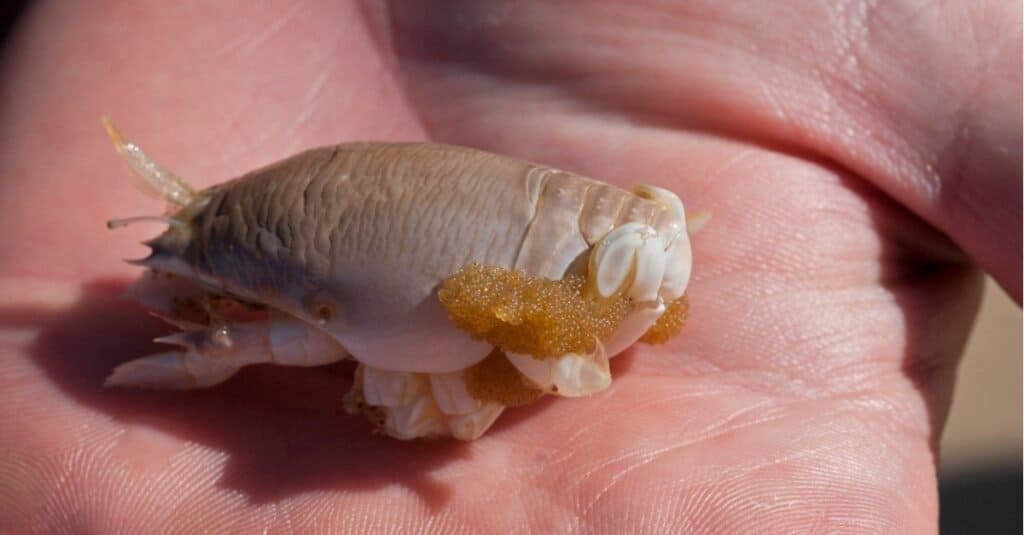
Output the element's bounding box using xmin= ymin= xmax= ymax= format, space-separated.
xmin=102 ymin=119 xmax=704 ymax=440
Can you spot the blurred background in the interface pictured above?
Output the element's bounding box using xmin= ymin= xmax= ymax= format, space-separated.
xmin=939 ymin=278 xmax=1022 ymax=533
xmin=1 ymin=3 xmax=1020 ymax=533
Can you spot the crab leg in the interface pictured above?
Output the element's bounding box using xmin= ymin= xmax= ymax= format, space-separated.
xmin=105 ymin=313 xmax=348 ymax=390
xmin=483 ymin=221 xmax=668 ymax=399
xmin=505 ymin=345 xmax=612 ymax=397
xmin=429 ymin=372 xmax=506 ymax=439
xmin=510 ymin=187 xmax=691 ymax=395
xmin=346 ymin=366 xmax=506 ymax=440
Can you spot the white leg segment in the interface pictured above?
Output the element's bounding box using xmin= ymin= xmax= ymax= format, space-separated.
xmin=658 ymin=233 xmax=692 ymax=302
xmin=589 ymin=222 xmax=650 ymax=299
xmin=630 ymin=234 xmax=668 ymax=302
xmin=431 ymin=372 xmax=506 ymax=440
xmin=506 ymin=342 xmax=612 ymax=397
xmin=602 ymin=301 xmax=667 ymax=358
xmin=429 ymin=372 xmax=483 ymax=415
xmin=588 ymin=221 xmax=671 ymax=303
xmin=362 ymin=366 xmax=427 ymax=407
xmin=631 ymin=183 xmax=695 ymax=301
xmin=105 ymin=350 xmax=240 ymax=390
xmin=105 ymin=313 xmax=348 ymax=390
xmin=351 ymin=366 xmax=508 ymax=440
xmin=448 ymin=403 xmax=505 ymax=441
xmin=632 ymin=184 xmax=685 ymax=221
xmin=372 ymin=372 xmax=449 ymax=440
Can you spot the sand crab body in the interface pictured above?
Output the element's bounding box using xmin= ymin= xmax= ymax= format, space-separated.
xmin=104 ymin=120 xmax=700 ymax=440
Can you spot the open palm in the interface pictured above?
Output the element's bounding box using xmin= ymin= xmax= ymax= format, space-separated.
xmin=1 ymin=1 xmax=1019 ymax=532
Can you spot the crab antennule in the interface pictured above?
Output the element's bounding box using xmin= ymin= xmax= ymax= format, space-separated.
xmin=107 ymin=215 xmax=188 ymax=230
xmin=102 ymin=116 xmax=197 ymax=207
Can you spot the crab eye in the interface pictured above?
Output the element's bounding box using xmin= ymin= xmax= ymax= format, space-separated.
xmin=313 ymin=303 xmax=335 ymax=325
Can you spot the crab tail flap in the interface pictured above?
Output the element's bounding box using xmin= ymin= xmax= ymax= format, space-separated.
xmin=101 ymin=116 xmax=197 ymax=208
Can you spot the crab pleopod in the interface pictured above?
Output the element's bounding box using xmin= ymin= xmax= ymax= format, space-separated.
xmin=102 ymin=118 xmax=701 ymax=440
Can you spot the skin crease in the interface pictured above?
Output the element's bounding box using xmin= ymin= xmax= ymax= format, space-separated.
xmin=0 ymin=0 xmax=1018 ymax=532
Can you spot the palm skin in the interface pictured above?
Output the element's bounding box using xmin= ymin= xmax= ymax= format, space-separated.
xmin=0 ymin=1 xmax=1019 ymax=533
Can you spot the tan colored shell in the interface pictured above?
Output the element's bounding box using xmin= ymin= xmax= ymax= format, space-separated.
xmin=104 ymin=118 xmax=698 ymax=440
xmin=143 ymin=143 xmax=679 ymax=373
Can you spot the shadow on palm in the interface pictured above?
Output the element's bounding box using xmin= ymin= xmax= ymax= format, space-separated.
xmin=2 ymin=279 xmax=471 ymax=509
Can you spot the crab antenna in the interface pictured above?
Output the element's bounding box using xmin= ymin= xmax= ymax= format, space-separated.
xmin=102 ymin=116 xmax=197 ymax=207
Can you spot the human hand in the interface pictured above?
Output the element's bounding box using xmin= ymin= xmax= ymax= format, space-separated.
xmin=1 ymin=1 xmax=1019 ymax=532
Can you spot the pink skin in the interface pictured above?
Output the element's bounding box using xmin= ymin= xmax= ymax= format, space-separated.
xmin=0 ymin=1 xmax=1018 ymax=532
